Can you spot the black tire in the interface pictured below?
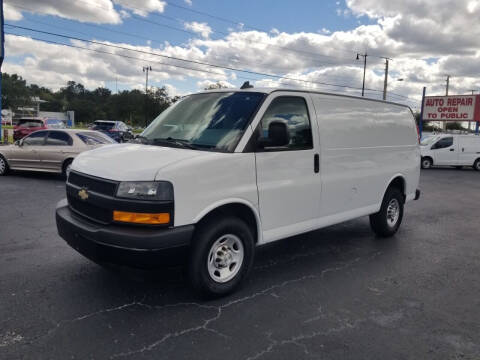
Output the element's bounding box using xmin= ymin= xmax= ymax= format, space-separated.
xmin=0 ymin=155 xmax=9 ymax=176
xmin=370 ymin=187 xmax=404 ymax=237
xmin=473 ymin=159 xmax=480 ymax=171
xmin=188 ymin=216 xmax=255 ymax=298
xmin=62 ymin=159 xmax=73 ymax=177
xmin=421 ymin=157 xmax=433 ymax=169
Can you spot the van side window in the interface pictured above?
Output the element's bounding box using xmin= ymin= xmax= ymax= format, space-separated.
xmin=432 ymin=137 xmax=453 ymax=149
xmin=258 ymin=96 xmax=313 ymax=151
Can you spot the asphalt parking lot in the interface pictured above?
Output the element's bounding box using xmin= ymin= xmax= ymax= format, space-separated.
xmin=1 ymin=169 xmax=479 ymax=359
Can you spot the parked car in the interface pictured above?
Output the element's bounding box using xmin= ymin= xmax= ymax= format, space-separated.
xmin=45 ymin=119 xmax=66 ymax=129
xmin=421 ymin=134 xmax=480 ymax=170
xmin=13 ymin=118 xmax=48 ymax=141
xmin=91 ymin=120 xmax=133 ymax=143
xmin=56 ymin=88 xmax=421 ymax=297
xmin=0 ymin=129 xmax=115 ymax=176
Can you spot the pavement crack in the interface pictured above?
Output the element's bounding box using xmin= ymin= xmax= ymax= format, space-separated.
xmin=110 ymin=253 xmax=381 ymax=359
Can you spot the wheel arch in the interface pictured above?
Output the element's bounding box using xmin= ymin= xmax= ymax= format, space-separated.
xmin=383 ymin=174 xmax=407 ymax=203
xmin=194 ymin=199 xmax=262 ymax=244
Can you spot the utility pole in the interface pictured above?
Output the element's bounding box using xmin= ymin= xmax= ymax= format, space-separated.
xmin=382 ymin=57 xmax=392 ymax=101
xmin=143 ymin=66 xmax=152 ymax=128
xmin=356 ymin=52 xmax=367 ymax=97
xmin=444 ymin=75 xmax=450 ymax=132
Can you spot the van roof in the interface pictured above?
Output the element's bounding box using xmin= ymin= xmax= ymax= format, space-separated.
xmin=198 ymin=87 xmax=413 ymax=111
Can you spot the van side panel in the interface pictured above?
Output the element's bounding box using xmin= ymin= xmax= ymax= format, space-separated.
xmin=311 ymin=94 xmax=420 ymax=218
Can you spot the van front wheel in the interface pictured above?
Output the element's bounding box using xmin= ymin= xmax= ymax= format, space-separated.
xmin=370 ymin=187 xmax=404 ymax=237
xmin=188 ymin=217 xmax=255 ymax=297
xmin=421 ymin=157 xmax=433 ymax=169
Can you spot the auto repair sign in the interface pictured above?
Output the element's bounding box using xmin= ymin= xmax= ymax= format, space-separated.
xmin=422 ymin=95 xmax=480 ymax=121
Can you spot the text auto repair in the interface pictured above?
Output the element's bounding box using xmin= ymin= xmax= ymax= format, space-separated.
xmin=423 ymin=95 xmax=478 ymax=120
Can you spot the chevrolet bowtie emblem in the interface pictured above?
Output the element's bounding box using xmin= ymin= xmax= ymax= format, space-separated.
xmin=78 ymin=188 xmax=89 ymax=201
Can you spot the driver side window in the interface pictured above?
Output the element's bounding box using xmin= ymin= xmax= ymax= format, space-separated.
xmin=257 ymin=96 xmax=313 ymax=151
xmin=432 ymin=137 xmax=453 ymax=150
xmin=23 ymin=131 xmax=47 ymax=146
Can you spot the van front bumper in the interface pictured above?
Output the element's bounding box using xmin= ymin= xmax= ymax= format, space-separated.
xmin=55 ymin=199 xmax=194 ymax=268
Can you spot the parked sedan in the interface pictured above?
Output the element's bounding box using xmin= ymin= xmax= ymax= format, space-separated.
xmin=0 ymin=129 xmax=115 ymax=176
xmin=13 ymin=118 xmax=48 ymax=141
xmin=91 ymin=120 xmax=134 ymax=143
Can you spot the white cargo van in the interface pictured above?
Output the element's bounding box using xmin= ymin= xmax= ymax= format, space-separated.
xmin=420 ymin=134 xmax=480 ymax=170
xmin=56 ymin=88 xmax=421 ymax=296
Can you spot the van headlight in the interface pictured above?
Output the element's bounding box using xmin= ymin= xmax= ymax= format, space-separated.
xmin=116 ymin=181 xmax=173 ymax=201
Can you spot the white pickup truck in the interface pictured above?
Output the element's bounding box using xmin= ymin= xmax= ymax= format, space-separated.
xmin=421 ymin=134 xmax=480 ymax=170
xmin=56 ymin=87 xmax=421 ymax=297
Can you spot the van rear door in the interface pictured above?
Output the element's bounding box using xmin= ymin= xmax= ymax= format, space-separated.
xmin=253 ymin=93 xmax=321 ymax=243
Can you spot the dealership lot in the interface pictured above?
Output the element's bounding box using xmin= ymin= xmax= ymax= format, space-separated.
xmin=0 ymin=169 xmax=479 ymax=359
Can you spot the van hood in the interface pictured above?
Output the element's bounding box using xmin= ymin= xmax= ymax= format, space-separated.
xmin=71 ymin=143 xmax=208 ymax=181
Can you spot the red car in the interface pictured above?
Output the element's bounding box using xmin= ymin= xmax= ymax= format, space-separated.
xmin=13 ymin=118 xmax=65 ymax=140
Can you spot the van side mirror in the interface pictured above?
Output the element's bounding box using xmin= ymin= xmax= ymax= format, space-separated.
xmin=257 ymin=121 xmax=290 ymax=149
xmin=14 ymin=139 xmax=22 ymax=146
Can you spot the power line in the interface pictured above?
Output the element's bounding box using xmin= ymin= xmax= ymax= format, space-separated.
xmin=5 ymin=24 xmax=386 ymax=93
xmin=5 ymin=29 xmax=417 ymax=104
xmin=7 ymin=2 xmax=372 ymax=67
xmin=4 ymin=31 xmax=371 ymax=97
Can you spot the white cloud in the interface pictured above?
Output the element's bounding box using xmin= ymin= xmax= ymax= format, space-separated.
xmin=184 ymin=21 xmax=213 ymax=39
xmin=4 ymin=3 xmax=23 ymax=21
xmin=4 ymin=0 xmax=122 ymax=24
xmin=7 ymin=0 xmax=480 ymax=106
xmin=113 ymin=0 xmax=166 ymax=17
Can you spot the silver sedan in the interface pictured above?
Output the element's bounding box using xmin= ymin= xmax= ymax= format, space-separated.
xmin=0 ymin=129 xmax=116 ymax=176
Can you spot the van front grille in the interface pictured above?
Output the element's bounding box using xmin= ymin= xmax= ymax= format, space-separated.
xmin=67 ymin=193 xmax=112 ymax=224
xmin=68 ymin=171 xmax=118 ymax=197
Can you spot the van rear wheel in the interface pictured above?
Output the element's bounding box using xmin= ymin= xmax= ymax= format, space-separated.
xmin=188 ymin=216 xmax=255 ymax=298
xmin=370 ymin=187 xmax=404 ymax=237
xmin=473 ymin=159 xmax=480 ymax=171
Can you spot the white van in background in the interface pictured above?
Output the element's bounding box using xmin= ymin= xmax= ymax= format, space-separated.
xmin=420 ymin=134 xmax=480 ymax=170
xmin=56 ymin=87 xmax=421 ymax=297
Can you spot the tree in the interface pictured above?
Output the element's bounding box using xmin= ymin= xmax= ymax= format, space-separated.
xmin=2 ymin=73 xmax=178 ymax=126
xmin=1 ymin=73 xmax=32 ymax=110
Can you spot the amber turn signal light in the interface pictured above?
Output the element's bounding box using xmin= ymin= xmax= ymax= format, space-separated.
xmin=113 ymin=211 xmax=170 ymax=224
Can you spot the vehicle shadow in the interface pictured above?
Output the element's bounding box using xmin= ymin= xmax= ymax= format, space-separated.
xmin=68 ymin=217 xmax=396 ymax=305
xmin=4 ymin=170 xmax=65 ymax=181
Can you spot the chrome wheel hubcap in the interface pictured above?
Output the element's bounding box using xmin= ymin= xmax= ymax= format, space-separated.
xmin=386 ymin=199 xmax=400 ymax=227
xmin=0 ymin=158 xmax=5 ymax=174
xmin=423 ymin=160 xmax=431 ymax=168
xmin=207 ymin=234 xmax=244 ymax=283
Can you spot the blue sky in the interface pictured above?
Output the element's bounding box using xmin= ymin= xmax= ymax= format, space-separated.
xmin=3 ymin=0 xmax=480 ymax=107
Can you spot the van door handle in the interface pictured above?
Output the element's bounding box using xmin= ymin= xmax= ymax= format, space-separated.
xmin=450 ymin=149 xmax=454 ymax=151
xmin=314 ymin=154 xmax=319 ymax=173
xmin=462 ymin=148 xmax=465 ymax=152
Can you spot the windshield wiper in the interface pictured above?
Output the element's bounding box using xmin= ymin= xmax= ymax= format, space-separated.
xmin=151 ymin=137 xmax=198 ymax=149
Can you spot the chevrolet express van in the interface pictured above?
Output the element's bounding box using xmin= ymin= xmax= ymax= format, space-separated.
xmin=56 ymin=88 xmax=421 ymax=296
xmin=420 ymin=134 xmax=480 ymax=170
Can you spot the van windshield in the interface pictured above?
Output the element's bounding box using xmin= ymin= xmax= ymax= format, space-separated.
xmin=420 ymin=135 xmax=439 ymax=146
xmin=140 ymin=92 xmax=265 ymax=152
